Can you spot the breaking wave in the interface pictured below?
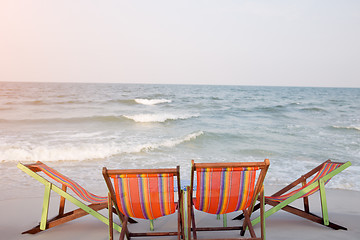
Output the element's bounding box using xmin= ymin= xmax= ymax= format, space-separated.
xmin=135 ymin=99 xmax=172 ymax=105
xmin=138 ymin=131 xmax=204 ymax=151
xmin=0 ymin=131 xmax=204 ymax=162
xmin=123 ymin=113 xmax=199 ymax=123
xmin=331 ymin=126 xmax=360 ymax=132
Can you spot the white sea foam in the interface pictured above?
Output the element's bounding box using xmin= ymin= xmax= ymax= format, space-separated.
xmin=0 ymin=131 xmax=204 ymax=162
xmin=138 ymin=131 xmax=204 ymax=151
xmin=0 ymin=143 xmax=119 ymax=162
xmin=135 ymin=99 xmax=172 ymax=105
xmin=123 ymin=113 xmax=199 ymax=123
xmin=332 ymin=126 xmax=360 ymax=131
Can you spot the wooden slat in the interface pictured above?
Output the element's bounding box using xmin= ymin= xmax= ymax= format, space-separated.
xmin=194 ymin=226 xmax=242 ymax=231
xmin=193 ymin=161 xmax=268 ymax=169
xmin=106 ymin=168 xmax=178 ymax=175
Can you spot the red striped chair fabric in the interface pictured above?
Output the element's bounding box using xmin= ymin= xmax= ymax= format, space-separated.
xmin=195 ymin=167 xmax=260 ymax=215
xmin=111 ymin=173 xmax=176 ymax=220
xmin=267 ymin=162 xmax=342 ymax=202
xmin=29 ymin=163 xmax=107 ymax=204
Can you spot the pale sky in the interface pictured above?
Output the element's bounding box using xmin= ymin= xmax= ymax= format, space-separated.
xmin=1 ymin=0 xmax=359 ymax=88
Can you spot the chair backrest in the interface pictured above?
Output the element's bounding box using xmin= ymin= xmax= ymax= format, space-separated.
xmin=301 ymin=161 xmax=342 ymax=197
xmin=191 ymin=159 xmax=270 ymax=215
xmin=25 ymin=161 xmax=107 ymax=204
xmin=103 ymin=166 xmax=181 ymax=220
xmin=268 ymin=161 xmax=346 ymax=202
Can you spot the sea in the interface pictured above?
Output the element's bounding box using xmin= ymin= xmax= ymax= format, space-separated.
xmin=0 ymin=82 xmax=359 ymax=199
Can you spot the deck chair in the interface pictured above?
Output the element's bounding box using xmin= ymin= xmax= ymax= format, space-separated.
xmin=187 ymin=159 xmax=270 ymax=240
xmin=17 ymin=161 xmax=135 ymax=234
xmin=233 ymin=160 xmax=351 ymax=230
xmin=103 ymin=166 xmax=185 ymax=240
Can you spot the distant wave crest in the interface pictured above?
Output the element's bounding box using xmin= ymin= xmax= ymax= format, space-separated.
xmin=331 ymin=126 xmax=360 ymax=132
xmin=301 ymin=107 xmax=327 ymax=112
xmin=123 ymin=113 xmax=199 ymax=123
xmin=135 ymin=99 xmax=172 ymax=105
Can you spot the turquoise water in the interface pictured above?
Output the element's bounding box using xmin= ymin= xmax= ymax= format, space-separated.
xmin=0 ymin=82 xmax=359 ymax=194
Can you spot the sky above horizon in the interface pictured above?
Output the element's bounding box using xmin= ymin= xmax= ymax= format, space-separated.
xmin=1 ymin=0 xmax=360 ymax=88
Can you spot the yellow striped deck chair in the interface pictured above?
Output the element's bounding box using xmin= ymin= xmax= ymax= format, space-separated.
xmin=233 ymin=160 xmax=351 ymax=230
xmin=187 ymin=159 xmax=270 ymax=240
xmin=103 ymin=166 xmax=185 ymax=240
xmin=17 ymin=161 xmax=134 ymax=234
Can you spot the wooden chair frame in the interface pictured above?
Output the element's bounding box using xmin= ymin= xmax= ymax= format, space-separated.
xmin=187 ymin=159 xmax=270 ymax=240
xmin=103 ymin=166 xmax=185 ymax=240
xmin=17 ymin=162 xmax=130 ymax=234
xmin=233 ymin=160 xmax=351 ymax=230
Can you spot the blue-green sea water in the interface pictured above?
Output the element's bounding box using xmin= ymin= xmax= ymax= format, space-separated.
xmin=0 ymin=82 xmax=359 ymax=197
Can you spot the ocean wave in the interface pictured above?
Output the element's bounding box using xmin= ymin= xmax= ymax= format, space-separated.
xmin=0 ymin=143 xmax=117 ymax=162
xmin=0 ymin=131 xmax=204 ymax=162
xmin=135 ymin=99 xmax=172 ymax=105
xmin=138 ymin=131 xmax=204 ymax=151
xmin=301 ymin=107 xmax=327 ymax=112
xmin=0 ymin=115 xmax=127 ymax=124
xmin=123 ymin=113 xmax=199 ymax=123
xmin=0 ymin=114 xmax=199 ymax=124
xmin=108 ymin=99 xmax=138 ymax=105
xmin=4 ymin=99 xmax=94 ymax=105
xmin=255 ymin=105 xmax=286 ymax=113
xmin=331 ymin=126 xmax=360 ymax=132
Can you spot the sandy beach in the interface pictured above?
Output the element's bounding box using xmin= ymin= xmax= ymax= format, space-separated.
xmin=1 ymin=185 xmax=359 ymax=240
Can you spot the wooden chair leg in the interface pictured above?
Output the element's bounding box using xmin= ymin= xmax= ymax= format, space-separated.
xmin=58 ymin=185 xmax=67 ymax=216
xmin=302 ymin=177 xmax=310 ymax=213
xmin=177 ymin=209 xmax=180 ymax=240
xmin=119 ymin=217 xmax=128 ymax=240
xmin=40 ymin=182 xmax=52 ymax=230
xmin=243 ymin=209 xmax=256 ymax=238
xmin=187 ymin=186 xmax=196 ymax=240
xmin=181 ymin=190 xmax=185 ymax=239
xmin=260 ymin=186 xmax=265 ymax=240
xmin=191 ymin=206 xmax=197 ymax=239
xmin=108 ymin=193 xmax=113 ymax=240
xmin=240 ymin=210 xmax=247 ymax=236
xmin=319 ymin=179 xmax=329 ymax=226
xmin=177 ymin=190 xmax=185 ymax=240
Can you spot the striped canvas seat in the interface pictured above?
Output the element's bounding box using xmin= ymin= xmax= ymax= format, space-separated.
xmin=188 ymin=159 xmax=270 ymax=240
xmin=195 ymin=167 xmax=260 ymax=215
xmin=30 ymin=162 xmax=107 ymax=204
xmin=103 ymin=166 xmax=185 ymax=240
xmin=267 ymin=162 xmax=342 ymax=202
xmin=112 ymin=173 xmax=175 ymax=220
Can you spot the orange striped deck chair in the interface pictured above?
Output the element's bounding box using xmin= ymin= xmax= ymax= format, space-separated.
xmin=103 ymin=166 xmax=185 ymax=240
xmin=233 ymin=160 xmax=351 ymax=230
xmin=187 ymin=159 xmax=270 ymax=240
xmin=17 ymin=161 xmax=134 ymax=234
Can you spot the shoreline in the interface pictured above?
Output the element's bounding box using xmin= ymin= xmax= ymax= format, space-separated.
xmin=1 ymin=186 xmax=359 ymax=240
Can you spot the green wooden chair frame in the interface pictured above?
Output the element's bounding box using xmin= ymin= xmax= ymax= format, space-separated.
xmin=17 ymin=162 xmax=129 ymax=234
xmin=233 ymin=160 xmax=351 ymax=230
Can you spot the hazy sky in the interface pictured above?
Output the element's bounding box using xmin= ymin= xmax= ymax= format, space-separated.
xmin=1 ymin=0 xmax=359 ymax=87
